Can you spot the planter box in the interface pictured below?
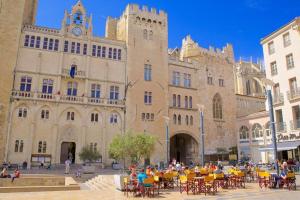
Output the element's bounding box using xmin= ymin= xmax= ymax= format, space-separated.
xmin=114 ymin=174 xmax=128 ymax=191
xmin=82 ymin=165 xmax=96 ymax=174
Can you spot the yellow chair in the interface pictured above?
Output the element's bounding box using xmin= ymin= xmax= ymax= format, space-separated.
xmin=200 ymin=168 xmax=208 ymax=175
xmin=203 ymin=175 xmax=217 ymax=195
xmin=287 ymin=172 xmax=295 ymax=178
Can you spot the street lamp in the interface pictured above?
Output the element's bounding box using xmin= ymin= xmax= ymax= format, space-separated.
xmin=262 ymin=78 xmax=279 ymax=175
xmin=163 ymin=116 xmax=170 ymax=167
xmin=197 ymin=104 xmax=205 ymax=167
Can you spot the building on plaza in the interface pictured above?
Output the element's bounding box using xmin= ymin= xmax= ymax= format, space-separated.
xmin=237 ymin=17 xmax=300 ymax=163
xmin=3 ymin=1 xmax=241 ymax=167
xmin=0 ymin=0 xmax=38 ymax=163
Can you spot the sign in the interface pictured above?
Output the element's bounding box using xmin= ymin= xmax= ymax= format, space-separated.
xmin=277 ymin=132 xmax=300 ymax=142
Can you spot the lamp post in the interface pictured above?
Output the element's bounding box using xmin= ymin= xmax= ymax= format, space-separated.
xmin=197 ymin=104 xmax=205 ymax=167
xmin=262 ymin=78 xmax=279 ymax=175
xmin=163 ymin=116 xmax=170 ymax=167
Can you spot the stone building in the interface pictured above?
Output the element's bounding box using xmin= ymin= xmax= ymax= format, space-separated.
xmin=3 ymin=1 xmax=239 ymax=167
xmin=0 ymin=0 xmax=38 ymax=163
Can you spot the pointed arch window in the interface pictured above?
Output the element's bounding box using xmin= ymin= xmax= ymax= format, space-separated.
xmin=178 ymin=115 xmax=181 ymax=125
xmin=73 ymin=11 xmax=83 ymax=25
xmin=213 ymin=93 xmax=223 ymax=119
xmin=252 ymin=123 xmax=263 ymax=138
xmin=239 ymin=126 xmax=249 ymax=140
xmin=173 ymin=114 xmax=177 ymax=124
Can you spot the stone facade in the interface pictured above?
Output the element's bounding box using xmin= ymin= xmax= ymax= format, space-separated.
xmin=0 ymin=0 xmax=38 ymax=163
xmin=3 ymin=1 xmax=241 ymax=166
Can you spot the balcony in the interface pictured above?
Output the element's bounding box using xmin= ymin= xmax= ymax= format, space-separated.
xmin=290 ymin=120 xmax=300 ymax=130
xmin=287 ymin=87 xmax=300 ymax=101
xmin=12 ymin=90 xmax=34 ymax=98
xmin=60 ymin=95 xmax=84 ymax=103
xmin=107 ymin=99 xmax=124 ymax=106
xmin=275 ymin=122 xmax=287 ymax=133
xmin=273 ymin=93 xmax=284 ymax=105
xmin=61 ymin=68 xmax=86 ymax=78
xmin=37 ymin=92 xmax=54 ymax=100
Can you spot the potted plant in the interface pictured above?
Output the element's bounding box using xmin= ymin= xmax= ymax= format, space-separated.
xmin=79 ymin=145 xmax=101 ymax=173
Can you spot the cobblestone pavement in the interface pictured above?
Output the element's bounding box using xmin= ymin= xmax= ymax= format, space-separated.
xmin=0 ymin=177 xmax=300 ymax=200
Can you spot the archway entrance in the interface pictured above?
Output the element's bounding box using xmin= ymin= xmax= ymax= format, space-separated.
xmin=60 ymin=142 xmax=76 ymax=164
xmin=170 ymin=134 xmax=198 ymax=165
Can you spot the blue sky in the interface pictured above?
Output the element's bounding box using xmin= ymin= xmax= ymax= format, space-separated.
xmin=36 ymin=0 xmax=300 ymax=61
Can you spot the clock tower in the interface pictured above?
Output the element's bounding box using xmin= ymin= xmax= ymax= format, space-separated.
xmin=61 ymin=0 xmax=92 ymax=38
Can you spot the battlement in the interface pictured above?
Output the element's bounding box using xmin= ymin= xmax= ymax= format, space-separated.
xmin=126 ymin=4 xmax=167 ymax=18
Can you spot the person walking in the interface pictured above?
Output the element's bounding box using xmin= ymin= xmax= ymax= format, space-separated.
xmin=65 ymin=159 xmax=71 ymax=174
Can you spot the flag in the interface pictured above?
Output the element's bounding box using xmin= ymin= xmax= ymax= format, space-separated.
xmin=70 ymin=65 xmax=76 ymax=79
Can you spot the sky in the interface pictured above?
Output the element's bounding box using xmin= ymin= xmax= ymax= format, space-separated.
xmin=36 ymin=0 xmax=300 ymax=61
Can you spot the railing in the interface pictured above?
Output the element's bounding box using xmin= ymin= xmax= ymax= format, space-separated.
xmin=60 ymin=95 xmax=84 ymax=103
xmin=61 ymin=69 xmax=86 ymax=78
xmin=275 ymin=122 xmax=287 ymax=133
xmin=11 ymin=90 xmax=34 ymax=98
xmin=107 ymin=99 xmax=124 ymax=106
xmin=273 ymin=93 xmax=284 ymax=105
xmin=88 ymin=97 xmax=105 ymax=104
xmin=287 ymin=87 xmax=300 ymax=101
xmin=37 ymin=92 xmax=54 ymax=100
xmin=290 ymin=120 xmax=300 ymax=130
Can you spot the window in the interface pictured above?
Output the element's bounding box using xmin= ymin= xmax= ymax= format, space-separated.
xmin=71 ymin=42 xmax=75 ymax=53
xmin=24 ymin=35 xmax=30 ymax=46
xmin=110 ymin=86 xmax=119 ymax=100
xmin=91 ymin=84 xmax=101 ymax=98
xmin=213 ymin=93 xmax=223 ymax=119
xmin=92 ymin=45 xmax=96 ymax=56
xmin=30 ymin=35 xmax=35 ymax=47
xmin=91 ymin=113 xmax=99 ymax=122
xmin=67 ymin=111 xmax=75 ymax=121
xmin=184 ymin=73 xmax=191 ymax=88
xmin=178 ymin=115 xmax=181 ymax=125
xmin=42 ymin=79 xmax=53 ymax=94
xmin=289 ymin=77 xmax=297 ymax=94
xmin=239 ymin=126 xmax=249 ymax=140
xmin=43 ymin=37 xmax=48 ymax=49
xmin=184 ymin=96 xmax=188 ymax=108
xmin=97 ymin=46 xmax=101 ymax=57
xmin=110 ymin=113 xmax=118 ymax=124
xmin=283 ymin=33 xmax=291 ymax=47
xmin=172 ymin=94 xmax=176 ymax=107
xmin=173 ymin=114 xmax=177 ymax=124
xmin=143 ymin=29 xmax=148 ymax=39
xmin=20 ymin=76 xmax=32 ymax=92
xmin=38 ymin=141 xmax=47 ymax=153
xmin=189 ymin=96 xmax=192 ymax=109
xmin=207 ymin=76 xmax=213 ymax=85
xmin=54 ymin=39 xmax=59 ymax=51
xmin=268 ymin=41 xmax=275 ymax=54
xmin=286 ymin=54 xmax=294 ymax=69
xmin=144 ymin=91 xmax=152 ymax=104
xmin=246 ymin=80 xmax=251 ymax=95
xmin=144 ymin=64 xmax=152 ymax=81
xmin=64 ymin=41 xmax=69 ymax=52
xmin=89 ymin=143 xmax=97 ymax=152
xmin=36 ymin=36 xmax=41 ymax=48
xmin=15 ymin=140 xmax=24 ymax=153
xmin=190 ymin=116 xmax=193 ymax=126
xmin=67 ymin=82 xmax=78 ymax=96
xmin=117 ymin=49 xmax=122 ymax=60
xmin=265 ymin=122 xmax=271 ymax=137
xmin=102 ymin=46 xmax=106 ymax=57
xmin=48 ymin=39 xmax=54 ymax=50
xmin=108 ymin=48 xmax=112 ymax=58
xmin=83 ymin=44 xmax=87 ymax=55
xmin=219 ymin=79 xmax=224 ymax=87
xmin=149 ymin=30 xmax=153 ymax=40
xmin=142 ymin=113 xmax=146 ymax=121
xmin=177 ymin=95 xmax=181 ymax=107
xmin=151 ymin=113 xmax=154 ymax=121
xmin=76 ymin=43 xmax=80 ymax=54
xmin=113 ymin=48 xmax=117 ymax=59
xmin=185 ymin=115 xmax=189 ymax=125
xmin=41 ymin=110 xmax=49 ymax=119
xmin=172 ymin=71 xmax=180 ymax=86
xmin=252 ymin=123 xmax=263 ymax=138
xmin=18 ymin=108 xmax=27 ymax=118
xmin=270 ymin=61 xmax=277 ymax=76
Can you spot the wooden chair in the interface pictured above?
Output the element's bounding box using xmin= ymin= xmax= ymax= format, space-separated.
xmin=163 ymin=173 xmax=174 ymax=189
xmin=234 ymin=171 xmax=246 ymax=188
xmin=203 ymin=175 xmax=217 ymax=195
xmin=258 ymin=171 xmax=272 ymax=189
xmin=280 ymin=172 xmax=296 ymax=190
xmin=143 ymin=177 xmax=155 ymax=197
xmin=153 ymin=175 xmax=161 ymax=194
xmin=213 ymin=173 xmax=225 ymax=188
xmin=123 ymin=177 xmax=137 ymax=197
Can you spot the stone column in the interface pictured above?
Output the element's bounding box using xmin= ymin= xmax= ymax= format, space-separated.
xmin=51 ymin=123 xmax=59 ymax=164
xmin=27 ymin=121 xmax=36 ymax=169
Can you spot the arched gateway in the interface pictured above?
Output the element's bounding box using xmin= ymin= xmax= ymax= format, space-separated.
xmin=170 ymin=133 xmax=199 ymax=164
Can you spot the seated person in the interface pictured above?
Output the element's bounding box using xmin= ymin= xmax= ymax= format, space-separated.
xmin=214 ymin=166 xmax=223 ymax=174
xmin=137 ymin=169 xmax=147 ymax=186
xmin=130 ymin=167 xmax=137 ymax=181
xmin=0 ymin=168 xmax=10 ymax=178
xmin=11 ymin=168 xmax=20 ymax=182
xmin=146 ymin=166 xmax=152 ymax=177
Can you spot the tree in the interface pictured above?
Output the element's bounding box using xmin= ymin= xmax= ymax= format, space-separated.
xmin=79 ymin=145 xmax=101 ymax=163
xmin=109 ymin=132 xmax=156 ymax=166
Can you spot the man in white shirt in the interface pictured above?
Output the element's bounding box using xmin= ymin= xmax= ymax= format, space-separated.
xmin=65 ymin=159 xmax=71 ymax=174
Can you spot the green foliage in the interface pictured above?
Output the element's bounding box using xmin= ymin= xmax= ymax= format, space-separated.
xmin=216 ymin=147 xmax=228 ymax=154
xmin=109 ymin=132 xmax=156 ymax=165
xmin=79 ymin=146 xmax=101 ymax=163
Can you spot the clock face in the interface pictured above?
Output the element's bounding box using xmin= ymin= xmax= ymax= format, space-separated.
xmin=72 ymin=27 xmax=82 ymax=36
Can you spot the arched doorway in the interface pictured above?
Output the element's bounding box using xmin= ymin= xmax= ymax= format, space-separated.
xmin=60 ymin=142 xmax=76 ymax=164
xmin=170 ymin=133 xmax=199 ymax=165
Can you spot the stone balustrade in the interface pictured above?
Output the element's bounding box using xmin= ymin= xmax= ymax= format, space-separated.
xmin=61 ymin=68 xmax=86 ymax=78
xmin=287 ymin=87 xmax=300 ymax=101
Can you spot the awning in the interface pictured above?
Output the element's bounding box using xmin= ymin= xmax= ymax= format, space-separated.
xmin=259 ymin=140 xmax=300 ymax=151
